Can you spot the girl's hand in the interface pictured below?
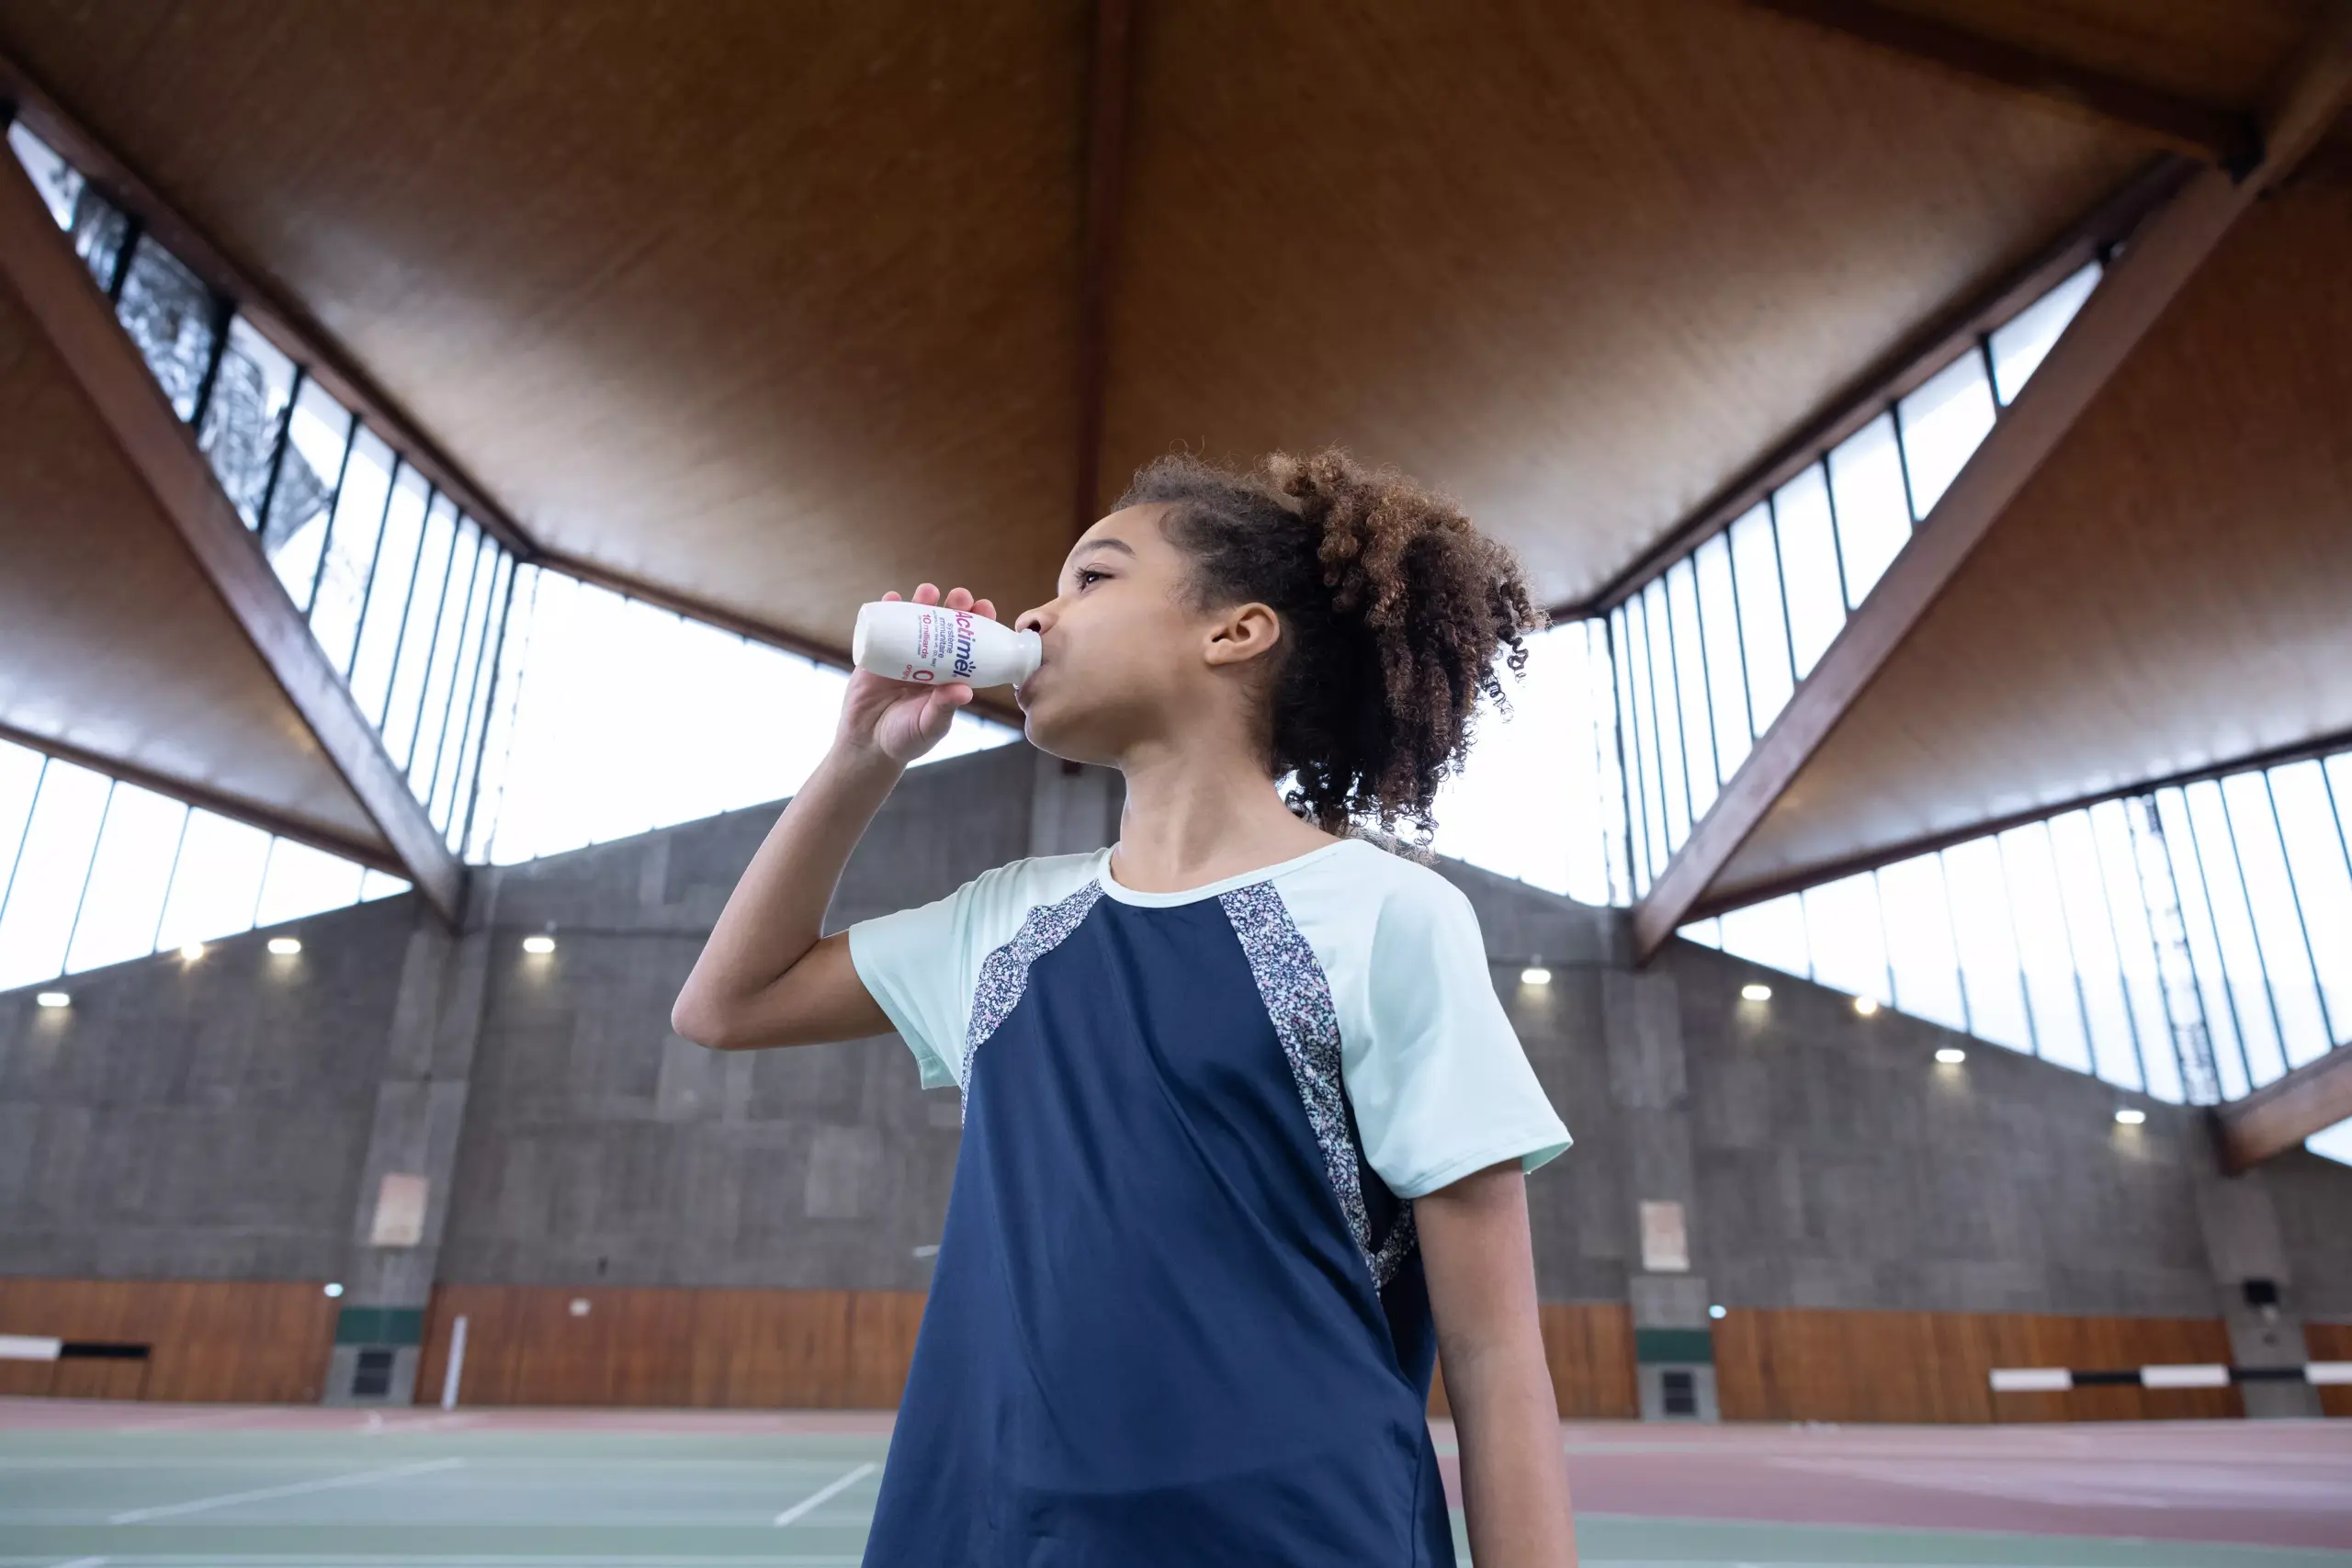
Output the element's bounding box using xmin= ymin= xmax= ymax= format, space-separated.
xmin=836 ymin=583 xmax=999 ymax=766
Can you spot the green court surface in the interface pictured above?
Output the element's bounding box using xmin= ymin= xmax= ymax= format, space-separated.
xmin=2 ymin=1418 xmax=2347 ymax=1567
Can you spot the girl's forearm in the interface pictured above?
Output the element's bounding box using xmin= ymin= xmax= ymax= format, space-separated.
xmin=671 ymin=742 xmax=901 ymax=1046
xmin=1448 ymin=1337 xmax=1578 ymax=1568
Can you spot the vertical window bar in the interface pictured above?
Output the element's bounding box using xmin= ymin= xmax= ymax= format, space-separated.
xmin=340 ymin=457 xmax=407 ymax=682
xmin=418 ymin=536 xmax=492 ymax=818
xmin=1892 ymin=398 xmax=1922 ymax=525
xmin=1938 ymin=848 xmax=1977 ymax=1036
xmin=1817 ymin=454 xmax=1857 ymax=614
xmin=396 ymin=517 xmax=467 ymax=771
xmin=187 ymin=292 xmax=234 ymax=432
xmin=1611 ymin=608 xmax=1652 ymax=894
xmin=2134 ymin=795 xmax=2221 ymax=1103
xmin=1655 ymin=581 xmax=1701 ymax=839
xmin=1871 ymin=866 xmax=1899 ymax=1010
xmin=1977 ymin=334 xmax=2003 ymax=415
xmin=2042 ymin=819 xmax=2105 ymax=1077
xmin=2086 ymin=813 xmax=2156 ymax=1092
xmin=2325 ymin=762 xmax=2352 ymax=942
xmin=247 ymin=838 xmax=278 ymax=931
xmin=454 ymin=560 xmax=521 ymax=859
xmin=1722 ymin=524 xmax=1762 ymax=742
xmin=0 ymin=756 xmax=51 ymax=921
xmin=374 ymin=486 xmax=437 ymax=728
xmin=2260 ymin=768 xmax=2339 ymax=1049
xmin=1632 ymin=595 xmax=1678 ymax=865
xmin=250 ymin=366 xmax=306 ymax=540
xmin=57 ymin=779 xmax=119 ymax=967
xmin=2211 ymin=781 xmax=2295 ymax=1062
xmin=2174 ymin=792 xmax=2262 ymax=1091
xmin=301 ymin=407 xmax=363 ymax=621
xmin=1764 ymin=492 xmax=1802 ymax=693
xmin=1684 ymin=554 xmax=1728 ymax=788
xmin=103 ymin=214 xmax=141 ymax=301
xmin=146 ymin=805 xmax=194 ymax=955
xmin=1595 ymin=617 xmax=1637 ymax=902
xmin=1997 ymin=847 xmax=2045 ymax=1057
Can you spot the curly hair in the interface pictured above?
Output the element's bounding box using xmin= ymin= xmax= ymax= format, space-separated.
xmin=1117 ymin=449 xmax=1544 ymax=839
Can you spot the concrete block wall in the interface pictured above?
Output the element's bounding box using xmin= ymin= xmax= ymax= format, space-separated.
xmin=0 ymin=894 xmax=417 ymax=1279
xmin=7 ymin=738 xmax=2351 ymax=1407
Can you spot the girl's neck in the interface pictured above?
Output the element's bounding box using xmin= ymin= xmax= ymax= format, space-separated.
xmin=1109 ymin=736 xmax=1336 ymax=894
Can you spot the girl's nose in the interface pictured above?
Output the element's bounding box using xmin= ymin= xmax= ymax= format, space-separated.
xmin=1015 ymin=603 xmax=1054 ymax=635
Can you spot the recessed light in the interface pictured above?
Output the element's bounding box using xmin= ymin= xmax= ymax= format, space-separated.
xmin=322 ymin=1282 xmax=344 ymax=1298
xmin=1852 ymin=996 xmax=1880 ymax=1016
xmin=266 ymin=936 xmax=302 ymax=956
xmin=522 ymin=934 xmax=556 ymax=955
xmin=1519 ymin=965 xmax=1551 ymax=987
xmin=34 ymin=991 xmax=69 ymax=1010
xmin=569 ymin=1298 xmax=592 ymax=1317
xmin=1935 ymin=1047 xmax=1967 ymax=1065
xmin=178 ymin=942 xmax=206 ymax=962
xmin=2114 ymin=1108 xmax=2146 ymax=1125
xmin=1740 ymin=983 xmax=1772 ymax=1002
xmin=1708 ymin=1303 xmax=1727 ymax=1320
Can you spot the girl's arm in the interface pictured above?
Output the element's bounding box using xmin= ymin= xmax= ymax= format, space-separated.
xmin=670 ymin=583 xmax=992 ymax=1052
xmin=1418 ymin=1163 xmax=1578 ymax=1568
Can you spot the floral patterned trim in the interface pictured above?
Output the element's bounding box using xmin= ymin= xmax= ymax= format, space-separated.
xmin=960 ymin=882 xmax=1104 ymax=1116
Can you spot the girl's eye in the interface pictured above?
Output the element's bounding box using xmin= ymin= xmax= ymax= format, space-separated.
xmin=1077 ymin=568 xmax=1110 ymax=589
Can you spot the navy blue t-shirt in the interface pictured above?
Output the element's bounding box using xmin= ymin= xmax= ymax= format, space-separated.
xmin=850 ymin=840 xmax=1569 ymax=1565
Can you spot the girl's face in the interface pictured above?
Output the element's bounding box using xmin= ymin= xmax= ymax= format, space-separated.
xmin=1013 ymin=505 xmax=1272 ymax=764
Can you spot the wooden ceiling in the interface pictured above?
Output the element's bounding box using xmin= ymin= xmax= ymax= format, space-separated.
xmin=0 ymin=0 xmax=2341 ymax=897
xmin=1712 ymin=154 xmax=2352 ymax=907
xmin=0 ymin=276 xmax=389 ymax=859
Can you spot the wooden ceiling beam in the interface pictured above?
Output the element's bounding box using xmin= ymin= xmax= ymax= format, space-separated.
xmin=2217 ymin=1047 xmax=2352 ymax=1174
xmin=1631 ymin=14 xmax=2352 ymax=962
xmin=1751 ymin=0 xmax=2262 ymax=171
xmin=0 ymin=151 xmax=465 ymax=922
xmin=1072 ymin=0 xmax=1136 ymax=537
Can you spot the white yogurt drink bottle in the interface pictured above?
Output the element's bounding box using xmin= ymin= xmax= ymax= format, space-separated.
xmin=852 ymin=600 xmax=1042 ymax=688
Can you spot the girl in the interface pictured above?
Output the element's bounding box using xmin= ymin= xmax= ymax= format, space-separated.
xmin=673 ymin=450 xmax=1577 ymax=1565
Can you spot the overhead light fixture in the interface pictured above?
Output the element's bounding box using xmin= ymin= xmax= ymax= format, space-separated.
xmin=34 ymin=991 xmax=69 ymax=1010
xmin=322 ymin=1282 xmax=344 ymax=1299
xmin=1740 ymin=983 xmax=1772 ymax=1002
xmin=266 ymin=936 xmax=302 ymax=956
xmin=1852 ymin=996 xmax=1880 ymax=1016
xmin=1935 ymin=1047 xmax=1967 ymax=1065
xmin=1520 ymin=965 xmax=1552 ymax=987
xmin=522 ymin=934 xmax=557 ymax=955
xmin=2114 ymin=1108 xmax=2146 ymax=1126
xmin=1708 ymin=1303 xmax=1727 ymax=1321
xmin=178 ymin=942 xmax=205 ymax=962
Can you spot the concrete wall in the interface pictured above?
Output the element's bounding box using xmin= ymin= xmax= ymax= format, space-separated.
xmin=7 ymin=739 xmax=2350 ymax=1353
xmin=0 ymin=893 xmax=416 ymax=1278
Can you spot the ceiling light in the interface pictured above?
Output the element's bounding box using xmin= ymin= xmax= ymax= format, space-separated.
xmin=34 ymin=991 xmax=69 ymax=1010
xmin=266 ymin=936 xmax=302 ymax=956
xmin=322 ymin=1282 xmax=344 ymax=1298
xmin=1935 ymin=1047 xmax=1967 ymax=1065
xmin=1852 ymin=996 xmax=1879 ymax=1016
xmin=1740 ymin=983 xmax=1772 ymax=1002
xmin=523 ymin=934 xmax=557 ymax=954
xmin=1519 ymin=965 xmax=1551 ymax=987
xmin=2114 ymin=1108 xmax=2146 ymax=1126
xmin=1708 ymin=1304 xmax=1727 ymax=1320
xmin=178 ymin=942 xmax=205 ymax=962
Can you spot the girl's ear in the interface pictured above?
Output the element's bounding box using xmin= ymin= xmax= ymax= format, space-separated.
xmin=1202 ymin=601 xmax=1283 ymax=669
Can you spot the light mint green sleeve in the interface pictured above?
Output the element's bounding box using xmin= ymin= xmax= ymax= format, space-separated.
xmin=1347 ymin=874 xmax=1572 ymax=1199
xmin=846 ymin=852 xmax=1102 ymax=1090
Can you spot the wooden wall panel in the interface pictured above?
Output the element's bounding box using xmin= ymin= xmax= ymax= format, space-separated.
xmin=416 ymin=1285 xmax=928 ymax=1411
xmin=0 ymin=1278 xmax=338 ymax=1403
xmin=1715 ymin=1306 xmax=2241 ymax=1423
xmin=2307 ymin=1321 xmax=2352 ymax=1418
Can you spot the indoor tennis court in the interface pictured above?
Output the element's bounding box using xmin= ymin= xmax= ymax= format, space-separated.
xmin=5 ymin=1399 xmax=2348 ymax=1567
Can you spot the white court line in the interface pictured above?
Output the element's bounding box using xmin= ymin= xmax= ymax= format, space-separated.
xmin=123 ymin=1409 xmax=260 ymax=1434
xmin=771 ymin=1461 xmax=877 ymax=1527
xmin=107 ymin=1458 xmax=463 ymax=1523
xmin=51 ymin=1557 xmax=107 ymax=1567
